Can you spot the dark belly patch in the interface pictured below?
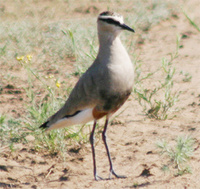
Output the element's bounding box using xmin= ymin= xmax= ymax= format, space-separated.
xmin=100 ymin=90 xmax=131 ymax=112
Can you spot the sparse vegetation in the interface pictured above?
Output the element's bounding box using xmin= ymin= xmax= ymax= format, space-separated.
xmin=13 ymin=54 xmax=90 ymax=157
xmin=157 ymin=136 xmax=195 ymax=175
xmin=0 ymin=115 xmax=26 ymax=152
xmin=180 ymin=71 xmax=192 ymax=82
xmin=134 ymin=36 xmax=181 ymax=119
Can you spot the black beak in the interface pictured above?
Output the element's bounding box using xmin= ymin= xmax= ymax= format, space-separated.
xmin=120 ymin=23 xmax=135 ymax=33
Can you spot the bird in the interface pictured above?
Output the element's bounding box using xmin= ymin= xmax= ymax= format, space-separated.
xmin=40 ymin=11 xmax=135 ymax=181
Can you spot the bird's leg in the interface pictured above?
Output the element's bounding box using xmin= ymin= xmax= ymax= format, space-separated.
xmin=102 ymin=118 xmax=127 ymax=179
xmin=90 ymin=121 xmax=103 ymax=181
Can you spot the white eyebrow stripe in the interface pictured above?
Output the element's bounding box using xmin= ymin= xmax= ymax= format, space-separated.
xmin=98 ymin=15 xmax=124 ymax=24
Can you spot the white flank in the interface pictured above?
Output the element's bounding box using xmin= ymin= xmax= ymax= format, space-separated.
xmin=47 ymin=108 xmax=94 ymax=131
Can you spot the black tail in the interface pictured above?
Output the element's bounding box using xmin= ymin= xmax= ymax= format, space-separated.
xmin=39 ymin=121 xmax=49 ymax=130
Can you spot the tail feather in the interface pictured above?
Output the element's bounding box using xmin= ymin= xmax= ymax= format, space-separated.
xmin=39 ymin=121 xmax=49 ymax=130
xmin=39 ymin=108 xmax=94 ymax=131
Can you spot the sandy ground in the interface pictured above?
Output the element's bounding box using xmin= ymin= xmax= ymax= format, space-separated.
xmin=0 ymin=0 xmax=200 ymax=188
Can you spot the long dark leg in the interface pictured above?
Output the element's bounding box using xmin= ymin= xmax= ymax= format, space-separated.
xmin=102 ymin=118 xmax=127 ymax=179
xmin=90 ymin=121 xmax=103 ymax=181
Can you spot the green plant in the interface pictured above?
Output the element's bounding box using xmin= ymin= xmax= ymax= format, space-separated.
xmin=14 ymin=54 xmax=90 ymax=158
xmin=180 ymin=71 xmax=192 ymax=82
xmin=0 ymin=114 xmax=6 ymax=125
xmin=134 ymin=36 xmax=181 ymax=119
xmin=62 ymin=29 xmax=78 ymax=59
xmin=157 ymin=136 xmax=194 ymax=175
xmin=182 ymin=9 xmax=200 ymax=32
xmin=0 ymin=115 xmax=27 ymax=152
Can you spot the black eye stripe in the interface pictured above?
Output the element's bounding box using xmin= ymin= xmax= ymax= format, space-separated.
xmin=99 ymin=18 xmax=121 ymax=27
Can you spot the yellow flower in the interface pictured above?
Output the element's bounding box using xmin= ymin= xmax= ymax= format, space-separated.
xmin=56 ymin=81 xmax=61 ymax=88
xmin=27 ymin=54 xmax=33 ymax=61
xmin=16 ymin=56 xmax=24 ymax=61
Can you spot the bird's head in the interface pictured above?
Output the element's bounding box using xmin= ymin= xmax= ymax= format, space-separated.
xmin=97 ymin=11 xmax=135 ymax=36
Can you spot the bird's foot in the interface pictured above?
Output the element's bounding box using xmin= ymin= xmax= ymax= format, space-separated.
xmin=94 ymin=171 xmax=127 ymax=181
xmin=94 ymin=174 xmax=104 ymax=181
xmin=109 ymin=169 xmax=127 ymax=179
